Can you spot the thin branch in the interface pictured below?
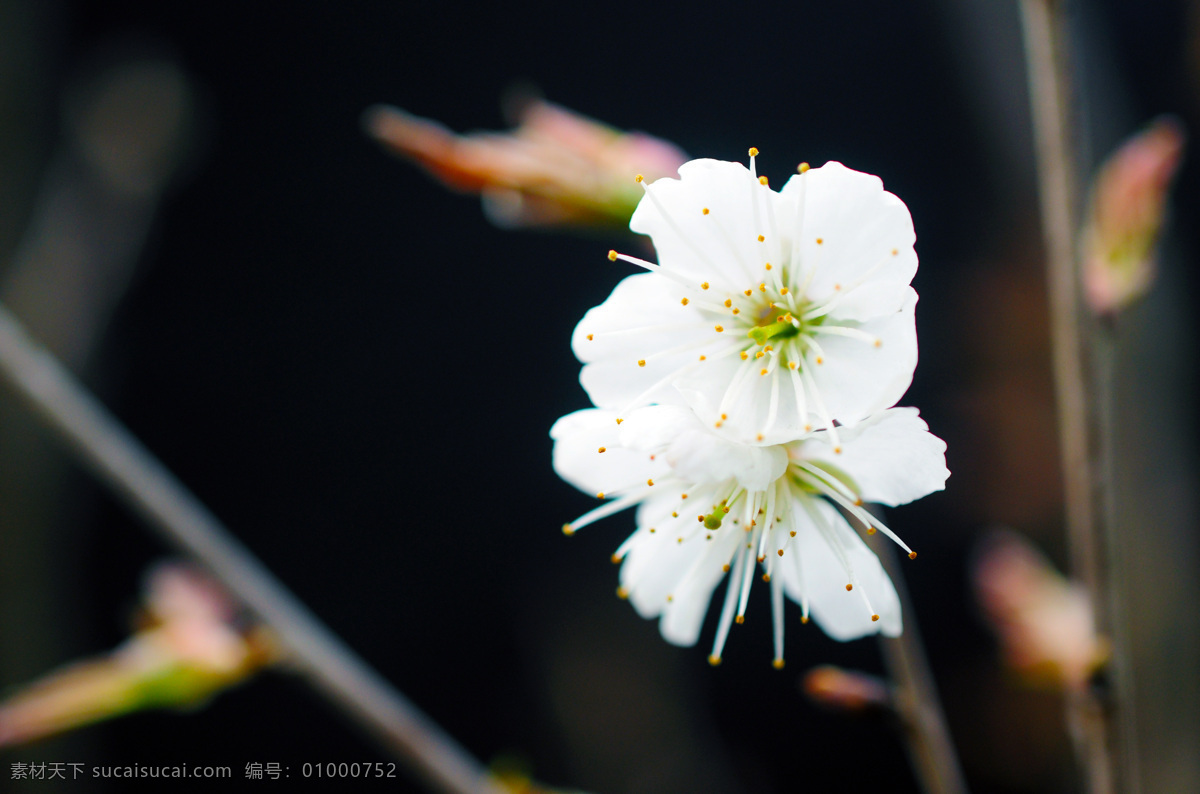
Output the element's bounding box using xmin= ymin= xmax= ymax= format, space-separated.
xmin=1018 ymin=1 xmax=1136 ymax=791
xmin=876 ymin=541 xmax=969 ymax=794
xmin=0 ymin=302 xmax=505 ymax=794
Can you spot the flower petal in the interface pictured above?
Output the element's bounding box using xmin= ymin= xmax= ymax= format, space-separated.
xmin=781 ymin=162 xmax=917 ymax=319
xmin=619 ymin=491 xmax=742 ymax=646
xmin=806 ymin=288 xmax=918 ymax=425
xmin=631 ymin=159 xmax=775 ymax=290
xmin=799 ymin=407 xmax=949 ymax=506
xmin=780 ymin=497 xmax=901 ymax=640
xmin=550 ymin=408 xmax=664 ymax=495
xmin=664 ymin=430 xmax=787 ymax=492
xmin=574 ymin=273 xmax=718 ymax=410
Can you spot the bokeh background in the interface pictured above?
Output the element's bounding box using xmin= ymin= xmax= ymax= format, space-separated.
xmin=1 ymin=0 xmax=1197 ymax=792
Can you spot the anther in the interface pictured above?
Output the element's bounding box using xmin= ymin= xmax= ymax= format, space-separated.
xmin=867 ymin=528 xmax=876 ymax=535
xmin=757 ymin=555 xmax=766 ymax=563
xmin=761 ymin=573 xmax=771 ymax=583
xmin=617 ymin=587 xmax=629 ymax=599
xmin=672 ymin=511 xmax=679 ymax=517
xmin=801 ymin=615 xmax=810 ymax=624
xmin=748 ymin=147 xmax=759 ymax=157
xmin=722 ymin=563 xmax=731 ymax=572
xmin=615 ymin=418 xmax=624 ymax=424
xmin=756 ymin=434 xmax=764 ymax=441
xmin=697 ymin=515 xmax=705 ymax=523
xmin=758 ymin=176 xmax=769 ymax=185
xmin=724 ymin=298 xmax=732 ymax=308
xmin=681 ymin=297 xmax=690 ymax=306
xmin=816 ymin=237 xmax=824 ymax=245
xmin=562 ymin=524 xmax=575 ymax=536
xmin=647 ymin=479 xmax=655 ymax=486
xmin=798 ymin=162 xmax=810 ymax=173
xmin=760 ymin=369 xmax=768 ymax=376
xmin=638 ymin=359 xmax=646 ymax=367
xmin=702 ymin=207 xmax=710 ymax=215
xmin=721 ymin=414 xmax=728 ymax=420
xmin=834 ymin=446 xmax=842 ymax=454
xmin=744 ymin=289 xmax=753 ymax=296
xmin=708 ymin=654 xmax=722 ymax=667
xmin=586 ymin=334 xmax=594 ymax=341
xmin=699 ymin=354 xmax=707 ymax=361
xmin=634 ymin=174 xmax=644 ymax=183
xmin=701 ymin=282 xmax=710 ymax=290
xmin=871 ymin=614 xmax=880 ymax=622
xmin=765 ymin=263 xmax=773 ymax=270
xmin=780 ymin=287 xmax=789 ymax=295
xmin=741 ymin=352 xmax=748 ymax=360
xmin=598 ymin=447 xmax=606 ymax=453
xmin=596 ymin=492 xmax=605 ymax=499
xmin=681 ymin=493 xmax=688 ymax=499
xmin=772 ymin=658 xmax=785 ymax=670
xmin=759 ymin=282 xmax=767 ymax=292
xmin=735 ymin=616 xmax=745 ymax=625
xmin=732 ymin=308 xmax=740 ymax=315
xmin=607 ymin=250 xmax=618 ymax=261
xmin=845 ymin=583 xmax=853 ymax=591
xmin=758 ymin=234 xmax=765 ymax=242
xmin=789 ymin=361 xmax=798 ymax=370
xmin=777 ymin=549 xmax=784 ymax=557
xmin=715 ymin=325 xmax=724 ymax=332
xmin=789 ymin=530 xmax=796 ymax=537
xmin=611 ymin=554 xmax=622 ymax=564
xmin=909 ymin=551 xmax=918 ymax=560
xmin=756 ymin=351 xmax=765 ymax=359
xmin=873 ymin=339 xmax=882 ymax=348
xmin=891 ymin=248 xmax=898 ymax=256
xmin=816 ymin=357 xmax=824 ymax=365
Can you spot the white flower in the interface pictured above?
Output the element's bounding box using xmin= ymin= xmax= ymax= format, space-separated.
xmin=574 ymin=155 xmax=919 ymax=446
xmin=551 ymin=404 xmax=949 ymax=666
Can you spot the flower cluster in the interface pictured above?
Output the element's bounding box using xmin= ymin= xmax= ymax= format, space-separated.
xmin=552 ymin=150 xmax=948 ymax=666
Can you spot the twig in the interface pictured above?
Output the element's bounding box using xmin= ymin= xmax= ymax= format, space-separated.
xmin=876 ymin=542 xmax=969 ymax=794
xmin=1018 ymin=1 xmax=1135 ymax=791
xmin=0 ymin=302 xmax=505 ymax=794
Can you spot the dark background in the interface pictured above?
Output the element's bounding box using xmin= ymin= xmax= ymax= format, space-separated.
xmin=1 ymin=1 xmax=1197 ymax=792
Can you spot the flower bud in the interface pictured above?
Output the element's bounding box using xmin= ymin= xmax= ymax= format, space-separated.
xmin=0 ymin=563 xmax=275 ymax=747
xmin=973 ymin=531 xmax=1107 ymax=690
xmin=364 ymin=98 xmax=687 ymax=230
xmin=1081 ymin=116 xmax=1185 ymax=316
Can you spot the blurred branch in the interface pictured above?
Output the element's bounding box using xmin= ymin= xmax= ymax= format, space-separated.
xmin=0 ymin=303 xmax=505 ymax=794
xmin=876 ymin=542 xmax=969 ymax=794
xmin=1018 ymin=1 xmax=1137 ymax=791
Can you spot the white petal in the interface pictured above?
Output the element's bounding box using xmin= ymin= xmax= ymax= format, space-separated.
xmin=550 ymin=408 xmax=664 ymax=495
xmin=631 ymin=159 xmax=776 ymax=290
xmin=664 ymin=430 xmax=787 ymax=492
xmin=781 ymin=162 xmax=917 ymax=318
xmin=574 ymin=273 xmax=717 ymax=409
xmin=779 ymin=496 xmax=901 ymax=640
xmin=672 ymin=356 xmax=814 ymax=446
xmin=617 ymin=404 xmax=703 ymax=451
xmin=619 ymin=491 xmax=741 ymax=646
xmin=806 ymin=288 xmax=918 ymax=425
xmin=800 ymin=407 xmax=949 ymax=506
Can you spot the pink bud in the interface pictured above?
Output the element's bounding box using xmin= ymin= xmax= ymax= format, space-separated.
xmin=1082 ymin=117 xmax=1185 ymax=316
xmin=364 ymin=98 xmax=687 ymax=230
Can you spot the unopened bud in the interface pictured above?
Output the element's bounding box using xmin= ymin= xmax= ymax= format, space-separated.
xmin=1082 ymin=116 xmax=1185 ymax=316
